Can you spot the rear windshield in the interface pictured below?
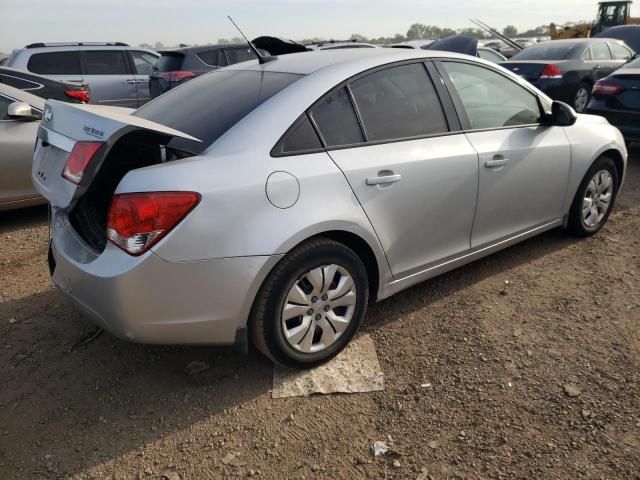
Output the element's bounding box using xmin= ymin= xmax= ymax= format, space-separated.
xmin=134 ymin=70 xmax=302 ymax=153
xmin=511 ymin=43 xmax=580 ymax=60
xmin=156 ymin=53 xmax=185 ymax=72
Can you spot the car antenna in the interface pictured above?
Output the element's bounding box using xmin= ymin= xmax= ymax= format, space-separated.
xmin=227 ymin=16 xmax=277 ymax=64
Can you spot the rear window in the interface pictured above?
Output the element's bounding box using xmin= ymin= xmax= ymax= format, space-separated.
xmin=27 ymin=51 xmax=82 ymax=75
xmin=156 ymin=53 xmax=185 ymax=72
xmin=511 ymin=43 xmax=580 ymax=60
xmin=0 ymin=73 xmax=41 ymax=90
xmin=134 ymin=70 xmax=302 ymax=153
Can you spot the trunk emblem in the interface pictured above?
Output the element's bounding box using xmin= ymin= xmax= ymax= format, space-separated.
xmin=44 ymin=106 xmax=53 ymax=122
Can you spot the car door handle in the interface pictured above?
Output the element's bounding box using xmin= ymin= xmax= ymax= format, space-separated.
xmin=366 ymin=172 xmax=402 ymax=186
xmin=484 ymin=157 xmax=511 ymax=168
xmin=124 ymin=79 xmax=137 ymax=85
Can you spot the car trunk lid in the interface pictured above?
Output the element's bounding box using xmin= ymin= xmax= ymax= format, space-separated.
xmin=500 ymin=60 xmax=569 ymax=82
xmin=32 ymin=99 xmax=200 ymax=210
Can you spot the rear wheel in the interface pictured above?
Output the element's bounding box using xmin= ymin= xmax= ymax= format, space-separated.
xmin=250 ymin=238 xmax=369 ymax=369
xmin=573 ymin=82 xmax=591 ymax=113
xmin=567 ymin=156 xmax=618 ymax=236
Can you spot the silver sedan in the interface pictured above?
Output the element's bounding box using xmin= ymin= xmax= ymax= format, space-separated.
xmin=0 ymin=84 xmax=45 ymax=211
xmin=32 ymin=49 xmax=627 ymax=368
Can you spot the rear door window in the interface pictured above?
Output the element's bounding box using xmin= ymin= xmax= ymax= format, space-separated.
xmin=196 ymin=49 xmax=227 ymax=67
xmin=224 ymin=47 xmax=256 ymax=65
xmin=0 ymin=74 xmax=41 ymax=90
xmin=83 ymin=50 xmax=130 ymax=75
xmin=309 ymin=87 xmax=364 ymax=147
xmin=349 ymin=63 xmax=448 ymax=141
xmin=608 ymin=42 xmax=633 ymax=61
xmin=134 ymin=70 xmax=302 ymax=154
xmin=590 ymin=42 xmax=613 ymax=61
xmin=27 ymin=51 xmax=82 ymax=75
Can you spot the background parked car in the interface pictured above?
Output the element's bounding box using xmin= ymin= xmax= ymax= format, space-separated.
xmin=149 ymin=44 xmax=266 ymax=98
xmin=306 ymin=41 xmax=379 ymax=50
xmin=0 ymin=66 xmax=89 ymax=103
xmin=501 ymin=38 xmax=635 ymax=112
xmin=593 ymin=24 xmax=640 ymax=53
xmin=390 ymin=39 xmax=436 ymax=49
xmin=5 ymin=42 xmax=158 ymax=107
xmin=587 ymin=55 xmax=640 ymax=144
xmin=0 ymin=84 xmax=45 ymax=211
xmin=423 ymin=36 xmax=508 ymax=63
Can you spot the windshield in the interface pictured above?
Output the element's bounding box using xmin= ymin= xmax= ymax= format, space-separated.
xmin=511 ymin=43 xmax=580 ymax=60
xmin=135 ymin=70 xmax=302 ymax=154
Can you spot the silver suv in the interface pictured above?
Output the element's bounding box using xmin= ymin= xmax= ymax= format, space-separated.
xmin=6 ymin=42 xmax=159 ymax=108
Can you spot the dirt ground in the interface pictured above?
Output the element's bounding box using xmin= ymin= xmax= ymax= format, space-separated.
xmin=1 ymin=146 xmax=639 ymax=480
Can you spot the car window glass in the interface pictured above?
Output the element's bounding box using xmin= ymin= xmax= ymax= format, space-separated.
xmin=0 ymin=95 xmax=12 ymax=120
xmin=350 ymin=63 xmax=448 ymax=141
xmin=478 ymin=49 xmax=504 ymax=62
xmin=196 ymin=49 xmax=226 ymax=67
xmin=156 ymin=53 xmax=184 ymax=72
xmin=511 ymin=43 xmax=578 ymax=60
xmin=608 ymin=42 xmax=632 ymax=61
xmin=276 ymin=114 xmax=323 ymax=154
xmin=590 ymin=42 xmax=612 ymax=61
xmin=27 ymin=51 xmax=82 ymax=75
xmin=83 ymin=50 xmax=130 ymax=75
xmin=309 ymin=87 xmax=364 ymax=147
xmin=0 ymin=74 xmax=40 ymax=90
xmin=225 ymin=47 xmax=256 ymax=64
xmin=135 ymin=70 xmax=301 ymax=154
xmin=130 ymin=51 xmax=157 ymax=75
xmin=442 ymin=61 xmax=541 ymax=129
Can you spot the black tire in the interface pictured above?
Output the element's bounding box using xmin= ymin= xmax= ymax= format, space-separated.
xmin=567 ymin=156 xmax=619 ymax=237
xmin=572 ymin=82 xmax=591 ymax=113
xmin=250 ymin=238 xmax=369 ymax=369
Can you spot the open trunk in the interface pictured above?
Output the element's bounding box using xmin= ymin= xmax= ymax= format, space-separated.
xmin=32 ymin=100 xmax=199 ymax=252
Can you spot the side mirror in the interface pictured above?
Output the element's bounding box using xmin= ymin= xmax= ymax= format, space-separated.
xmin=548 ymin=100 xmax=577 ymax=127
xmin=8 ymin=101 xmax=39 ymax=121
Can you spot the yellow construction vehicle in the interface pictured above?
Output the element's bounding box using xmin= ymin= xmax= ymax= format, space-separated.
xmin=550 ymin=1 xmax=640 ymax=39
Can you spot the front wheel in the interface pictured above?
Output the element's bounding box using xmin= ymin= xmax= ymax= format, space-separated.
xmin=250 ymin=238 xmax=369 ymax=369
xmin=567 ymin=156 xmax=619 ymax=236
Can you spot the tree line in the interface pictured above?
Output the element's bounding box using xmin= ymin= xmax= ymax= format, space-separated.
xmin=140 ymin=23 xmax=553 ymax=49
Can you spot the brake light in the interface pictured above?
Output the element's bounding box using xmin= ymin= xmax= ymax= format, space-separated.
xmin=592 ymin=80 xmax=623 ymax=96
xmin=64 ymin=89 xmax=90 ymax=103
xmin=540 ymin=64 xmax=563 ymax=79
xmin=107 ymin=192 xmax=201 ymax=256
xmin=160 ymin=71 xmax=196 ymax=83
xmin=61 ymin=141 xmax=103 ymax=184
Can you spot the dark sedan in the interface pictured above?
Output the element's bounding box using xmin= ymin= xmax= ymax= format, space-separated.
xmin=501 ymin=38 xmax=635 ymax=112
xmin=587 ymin=56 xmax=640 ymax=144
xmin=0 ymin=67 xmax=89 ymax=103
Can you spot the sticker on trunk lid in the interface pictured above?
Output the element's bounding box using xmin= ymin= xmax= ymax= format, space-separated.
xmin=83 ymin=125 xmax=105 ymax=139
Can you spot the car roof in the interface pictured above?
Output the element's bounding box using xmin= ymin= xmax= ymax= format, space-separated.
xmin=0 ymin=82 xmax=46 ymax=109
xmin=223 ymin=48 xmax=485 ymax=76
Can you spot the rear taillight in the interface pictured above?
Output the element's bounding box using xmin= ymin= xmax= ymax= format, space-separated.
xmin=107 ymin=192 xmax=201 ymax=256
xmin=64 ymin=89 xmax=90 ymax=103
xmin=160 ymin=71 xmax=196 ymax=83
xmin=592 ymin=80 xmax=623 ymax=96
xmin=539 ymin=64 xmax=563 ymax=79
xmin=62 ymin=141 xmax=103 ymax=184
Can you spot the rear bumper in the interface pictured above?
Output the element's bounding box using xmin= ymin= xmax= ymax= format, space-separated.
xmin=49 ymin=213 xmax=280 ymax=345
xmin=586 ymin=103 xmax=640 ymax=143
xmin=532 ymin=78 xmax=573 ymax=103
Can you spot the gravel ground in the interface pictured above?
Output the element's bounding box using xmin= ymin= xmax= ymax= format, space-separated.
xmin=1 ymin=146 xmax=639 ymax=480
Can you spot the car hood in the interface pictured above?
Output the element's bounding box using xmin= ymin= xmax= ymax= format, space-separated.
xmin=426 ymin=36 xmax=478 ymax=56
xmin=251 ymin=36 xmax=310 ymax=55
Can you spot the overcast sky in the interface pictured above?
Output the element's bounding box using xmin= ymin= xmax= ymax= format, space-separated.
xmin=1 ymin=0 xmax=637 ymax=52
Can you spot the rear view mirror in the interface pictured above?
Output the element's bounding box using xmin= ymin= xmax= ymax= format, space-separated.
xmin=550 ymin=101 xmax=577 ymax=126
xmin=8 ymin=101 xmax=39 ymax=121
